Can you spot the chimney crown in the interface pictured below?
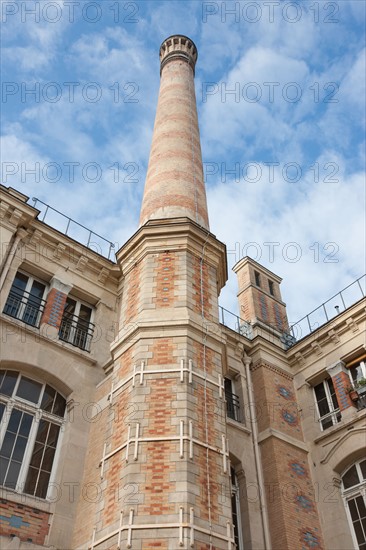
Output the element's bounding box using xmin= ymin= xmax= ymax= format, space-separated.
xmin=160 ymin=35 xmax=198 ymax=74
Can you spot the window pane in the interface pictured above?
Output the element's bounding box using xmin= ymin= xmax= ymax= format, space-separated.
xmin=25 ymin=421 xmax=59 ymax=498
xmin=19 ymin=412 xmax=33 ymax=436
xmin=12 ymin=436 xmax=28 ymax=461
xmin=314 ymin=382 xmax=326 ymax=401
xmin=63 ymin=298 xmax=76 ymax=317
xmin=47 ymin=424 xmax=60 ymax=447
xmin=24 ymin=466 xmax=38 ymax=495
xmin=29 ymin=280 xmax=45 ymax=300
xmin=29 ymin=442 xmax=43 ymax=468
xmin=79 ymin=304 xmax=92 ymax=323
xmin=0 ymin=409 xmax=32 ymax=489
xmin=343 ymin=466 xmax=360 ymax=489
xmin=41 ymin=385 xmax=56 ymax=412
xmin=36 ymin=420 xmax=49 ymax=444
xmin=53 ymin=393 xmax=66 ymax=417
xmin=43 ymin=447 xmax=56 ymax=472
xmin=353 ymin=519 xmax=365 ymax=544
xmin=8 ymin=408 xmax=22 ymax=432
xmin=16 ymin=376 xmax=42 ymax=404
xmin=12 ymin=272 xmax=28 ymax=291
xmin=1 ymin=432 xmax=16 ymax=458
xmin=360 ymin=460 xmax=366 ymax=480
xmin=0 ymin=457 xmax=8 ymax=484
xmin=328 ymin=379 xmax=339 ymax=410
xmin=356 ymin=496 xmax=366 ymax=518
xmin=0 ymin=371 xmax=18 ymax=397
xmin=317 ymin=397 xmax=330 ymax=417
xmin=5 ymin=461 xmax=21 ymax=489
xmin=36 ymin=470 xmax=50 ymax=499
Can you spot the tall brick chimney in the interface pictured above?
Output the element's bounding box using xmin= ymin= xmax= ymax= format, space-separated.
xmin=139 ymin=35 xmax=209 ymax=229
xmin=72 ymin=36 xmax=231 ymax=549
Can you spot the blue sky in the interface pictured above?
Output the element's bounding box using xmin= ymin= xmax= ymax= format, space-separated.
xmin=1 ymin=0 xmax=365 ymax=330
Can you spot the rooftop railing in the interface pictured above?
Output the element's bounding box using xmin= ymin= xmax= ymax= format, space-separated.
xmin=219 ymin=274 xmax=365 ymax=349
xmin=31 ymin=198 xmax=116 ymax=261
xmin=289 ymin=274 xmax=365 ymax=342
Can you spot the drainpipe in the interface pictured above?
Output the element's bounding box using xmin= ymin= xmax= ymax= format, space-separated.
xmin=242 ymin=351 xmax=272 ymax=549
xmin=0 ymin=228 xmax=27 ymax=290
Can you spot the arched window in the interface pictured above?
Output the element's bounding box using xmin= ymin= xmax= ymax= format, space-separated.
xmin=0 ymin=370 xmax=66 ymax=499
xmin=342 ymin=459 xmax=366 ymax=549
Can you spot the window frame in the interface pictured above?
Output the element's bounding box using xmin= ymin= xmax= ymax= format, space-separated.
xmin=59 ymin=295 xmax=94 ymax=352
xmin=0 ymin=370 xmax=66 ymax=500
xmin=3 ymin=270 xmax=48 ymax=328
xmin=348 ymin=361 xmax=366 ymax=387
xmin=342 ymin=459 xmax=366 ymax=550
xmin=231 ymin=466 xmax=244 ymax=550
xmin=224 ymin=378 xmax=242 ymax=423
xmin=313 ymin=378 xmax=341 ymax=431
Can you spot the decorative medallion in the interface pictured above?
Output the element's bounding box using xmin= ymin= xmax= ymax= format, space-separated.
xmin=277 ymin=385 xmax=293 ymax=400
xmin=282 ymin=409 xmax=298 ymax=425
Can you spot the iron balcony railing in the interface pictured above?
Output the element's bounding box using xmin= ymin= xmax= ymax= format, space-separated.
xmin=3 ymin=289 xmax=46 ymax=328
xmin=225 ymin=392 xmax=241 ymax=423
xmin=31 ymin=198 xmax=116 ymax=261
xmin=59 ymin=315 xmax=95 ymax=352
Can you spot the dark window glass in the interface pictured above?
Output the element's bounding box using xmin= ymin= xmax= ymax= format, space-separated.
xmin=254 ymin=271 xmax=261 ymax=287
xmin=360 ymin=460 xmax=366 ymax=480
xmin=16 ymin=376 xmax=42 ymax=404
xmin=0 ymin=371 xmax=18 ymax=397
xmin=343 ymin=465 xmax=360 ymax=489
xmin=53 ymin=392 xmax=66 ymax=417
xmin=24 ymin=420 xmax=60 ymax=498
xmin=268 ymin=280 xmax=274 ymax=296
xmin=41 ymin=385 xmax=56 ymax=412
xmin=347 ymin=496 xmax=366 ymax=547
xmin=0 ymin=409 xmax=33 ymax=489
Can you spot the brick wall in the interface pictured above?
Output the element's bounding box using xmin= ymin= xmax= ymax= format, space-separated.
xmin=40 ymin=288 xmax=67 ymax=329
xmin=0 ymin=500 xmax=50 ymax=546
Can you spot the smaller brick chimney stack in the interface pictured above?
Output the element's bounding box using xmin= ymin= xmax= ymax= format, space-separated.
xmin=234 ymin=257 xmax=289 ymax=333
xmin=139 ymin=35 xmax=209 ymax=229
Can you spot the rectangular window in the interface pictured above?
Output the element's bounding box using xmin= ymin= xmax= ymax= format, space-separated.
xmin=254 ymin=271 xmax=261 ymax=287
xmin=59 ymin=297 xmax=94 ymax=351
xmin=349 ymin=360 xmax=366 ymax=386
xmin=3 ymin=271 xmax=46 ymax=328
xmin=224 ymin=378 xmax=241 ymax=422
xmin=314 ymin=379 xmax=341 ymax=430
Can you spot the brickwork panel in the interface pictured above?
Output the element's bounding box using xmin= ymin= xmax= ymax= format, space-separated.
xmin=40 ymin=287 xmax=67 ymax=329
xmin=260 ymin=437 xmax=324 ymax=550
xmin=0 ymin=500 xmax=50 ymax=545
xmin=251 ymin=363 xmax=303 ymax=440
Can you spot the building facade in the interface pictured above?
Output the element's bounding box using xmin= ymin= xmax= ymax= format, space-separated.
xmin=0 ymin=35 xmax=365 ymax=550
